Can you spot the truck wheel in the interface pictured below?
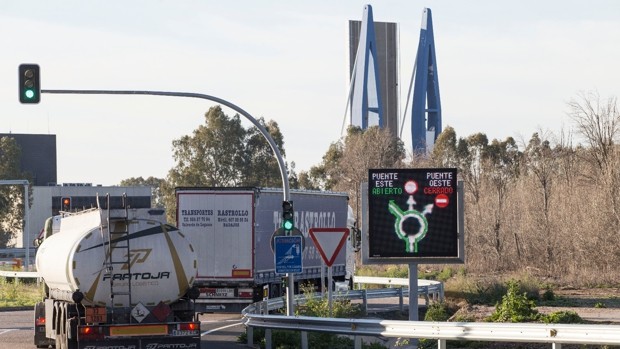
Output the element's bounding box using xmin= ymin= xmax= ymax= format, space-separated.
xmin=66 ymin=317 xmax=78 ymax=349
xmin=34 ymin=302 xmax=49 ymax=348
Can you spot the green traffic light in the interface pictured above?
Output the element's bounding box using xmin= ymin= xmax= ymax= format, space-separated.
xmin=282 ymin=200 xmax=294 ymax=231
xmin=283 ymin=220 xmax=294 ymax=230
xmin=19 ymin=64 xmax=41 ymax=104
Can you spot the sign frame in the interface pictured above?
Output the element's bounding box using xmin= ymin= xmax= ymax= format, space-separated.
xmin=362 ymin=168 xmax=465 ymax=265
xmin=274 ymin=235 xmax=303 ymax=274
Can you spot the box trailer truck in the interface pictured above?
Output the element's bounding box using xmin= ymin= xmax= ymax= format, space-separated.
xmin=176 ymin=187 xmax=354 ymax=313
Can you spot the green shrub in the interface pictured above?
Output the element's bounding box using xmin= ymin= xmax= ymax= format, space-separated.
xmin=543 ymin=310 xmax=583 ymax=324
xmin=455 ymin=276 xmax=541 ymax=306
xmin=384 ymin=265 xmax=408 ymax=278
xmin=487 ymin=280 xmax=540 ymax=323
xmin=541 ymin=288 xmax=555 ymax=301
xmin=424 ymin=302 xmax=450 ymax=322
xmin=436 ymin=267 xmax=455 ymax=282
xmin=297 ymin=283 xmax=364 ymax=318
xmin=594 ymin=302 xmax=606 ymax=308
xmin=299 ymin=295 xmax=364 ymax=318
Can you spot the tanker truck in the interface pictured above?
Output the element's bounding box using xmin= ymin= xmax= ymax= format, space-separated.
xmin=176 ymin=187 xmax=355 ymax=313
xmin=33 ymin=202 xmax=201 ymax=349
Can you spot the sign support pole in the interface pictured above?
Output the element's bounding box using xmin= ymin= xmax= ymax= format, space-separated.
xmin=320 ymin=264 xmax=325 ymax=294
xmin=328 ymin=265 xmax=333 ymax=317
xmin=409 ymin=263 xmax=419 ymax=348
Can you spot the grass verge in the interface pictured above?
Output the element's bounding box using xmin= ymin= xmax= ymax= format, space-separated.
xmin=0 ymin=276 xmax=43 ymax=307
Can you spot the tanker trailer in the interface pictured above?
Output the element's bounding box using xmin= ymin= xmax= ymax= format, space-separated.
xmin=33 ymin=207 xmax=201 ymax=349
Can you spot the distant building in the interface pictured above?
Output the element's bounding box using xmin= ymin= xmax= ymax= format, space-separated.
xmin=0 ymin=133 xmax=57 ymax=186
xmin=0 ymin=133 xmax=152 ymax=250
xmin=18 ymin=185 xmax=152 ymax=250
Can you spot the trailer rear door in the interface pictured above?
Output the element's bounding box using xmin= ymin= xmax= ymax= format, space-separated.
xmin=176 ymin=189 xmax=254 ymax=280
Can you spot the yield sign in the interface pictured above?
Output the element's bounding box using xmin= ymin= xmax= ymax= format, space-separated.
xmin=308 ymin=228 xmax=349 ymax=267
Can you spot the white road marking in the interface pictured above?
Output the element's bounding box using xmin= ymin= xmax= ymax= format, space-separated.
xmin=201 ymin=322 xmax=244 ymax=336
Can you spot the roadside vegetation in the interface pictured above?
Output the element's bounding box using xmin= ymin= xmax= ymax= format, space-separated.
xmin=358 ymin=263 xmax=620 ymax=324
xmin=0 ymin=274 xmax=43 ymax=307
xmin=417 ymin=277 xmax=589 ymax=349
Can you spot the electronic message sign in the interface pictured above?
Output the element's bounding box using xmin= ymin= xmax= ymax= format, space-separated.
xmin=364 ymin=168 xmax=463 ymax=264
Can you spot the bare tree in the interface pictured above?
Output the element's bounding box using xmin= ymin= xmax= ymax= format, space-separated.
xmin=568 ymin=91 xmax=620 ymax=243
xmin=568 ymin=91 xmax=620 ymax=172
xmin=483 ymin=137 xmax=521 ymax=263
xmin=555 ymin=128 xmax=577 ymax=187
xmin=523 ymin=131 xmax=558 ymax=270
xmin=335 ymin=126 xmax=405 ymax=221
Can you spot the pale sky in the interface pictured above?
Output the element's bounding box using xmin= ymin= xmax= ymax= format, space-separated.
xmin=2 ymin=1 xmax=619 ymax=185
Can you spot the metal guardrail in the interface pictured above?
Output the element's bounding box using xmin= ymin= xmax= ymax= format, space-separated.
xmin=243 ymin=314 xmax=620 ymax=347
xmin=242 ymin=286 xmax=416 ymax=348
xmin=353 ymin=275 xmax=411 ymax=286
xmin=242 ymin=277 xmax=620 ymax=349
xmin=243 ymin=277 xmax=443 ymax=316
xmin=243 ymin=288 xmax=404 ymax=316
xmin=0 ymin=270 xmax=39 ymax=278
xmin=353 ymin=276 xmax=444 ymax=304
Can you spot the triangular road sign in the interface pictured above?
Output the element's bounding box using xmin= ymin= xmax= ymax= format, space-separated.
xmin=308 ymin=228 xmax=349 ymax=267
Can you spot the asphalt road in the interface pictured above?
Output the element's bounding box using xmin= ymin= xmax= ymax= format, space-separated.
xmin=0 ymin=309 xmax=248 ymax=349
xmin=200 ymin=312 xmax=248 ymax=348
xmin=6 ymin=299 xmax=616 ymax=349
xmin=0 ymin=300 xmax=399 ymax=349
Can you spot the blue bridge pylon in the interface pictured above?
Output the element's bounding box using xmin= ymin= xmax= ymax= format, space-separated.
xmin=349 ymin=4 xmax=383 ymax=130
xmin=410 ymin=8 xmax=442 ymax=154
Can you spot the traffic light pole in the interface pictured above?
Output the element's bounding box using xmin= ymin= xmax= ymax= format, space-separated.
xmin=41 ymin=89 xmax=297 ymax=315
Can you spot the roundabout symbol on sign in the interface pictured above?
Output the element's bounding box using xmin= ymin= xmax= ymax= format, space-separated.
xmin=388 ymin=195 xmax=433 ymax=253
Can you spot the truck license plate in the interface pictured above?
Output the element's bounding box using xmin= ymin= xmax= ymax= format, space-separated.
xmin=203 ymin=288 xmax=235 ymax=298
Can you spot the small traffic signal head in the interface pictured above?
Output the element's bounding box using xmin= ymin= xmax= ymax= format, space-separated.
xmin=282 ymin=200 xmax=294 ymax=231
xmin=19 ymin=64 xmax=41 ymax=104
xmin=61 ymin=197 xmax=71 ymax=211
